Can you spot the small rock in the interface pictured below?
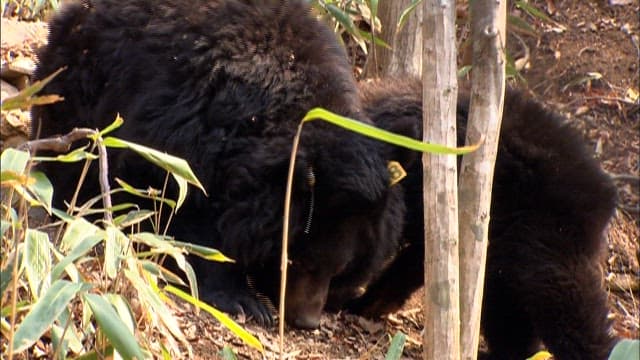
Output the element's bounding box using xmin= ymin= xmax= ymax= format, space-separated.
xmin=1 ymin=79 xmax=19 ymax=100
xmin=0 ymin=18 xmax=48 ymax=49
xmin=609 ymin=0 xmax=634 ymax=6
xmin=8 ymin=57 xmax=37 ymax=75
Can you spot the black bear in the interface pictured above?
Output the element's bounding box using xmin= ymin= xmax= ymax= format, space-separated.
xmin=340 ymin=78 xmax=619 ymax=360
xmin=31 ymin=0 xmax=407 ymax=329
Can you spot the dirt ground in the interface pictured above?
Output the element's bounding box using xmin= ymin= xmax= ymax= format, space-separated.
xmin=1 ymin=0 xmax=638 ymax=359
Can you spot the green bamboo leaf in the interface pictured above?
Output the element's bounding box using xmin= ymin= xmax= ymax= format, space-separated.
xmin=561 ymin=72 xmax=603 ymax=92
xmin=161 ymin=344 xmax=172 ymax=360
xmin=357 ymin=29 xmax=391 ymax=49
xmin=458 ymin=65 xmax=472 ymax=78
xmin=164 ymin=285 xmax=264 ymax=353
xmin=325 ymin=3 xmax=359 ymax=37
xmin=50 ymin=207 xmax=74 ymax=222
xmin=50 ymin=245 xmax=81 ymax=283
xmin=526 ymin=350 xmax=552 ymax=360
xmin=397 ymin=0 xmax=422 ymax=33
xmin=83 ymin=293 xmax=146 ymax=360
xmin=74 ymin=346 xmax=115 ymax=360
xmin=507 ymin=14 xmax=539 ymax=37
xmin=129 ymin=232 xmax=199 ymax=296
xmin=0 ymin=68 xmax=65 ymax=111
xmin=123 ymin=268 xmax=186 ymax=345
xmin=302 ymin=108 xmax=481 ymax=154
xmin=97 ymin=114 xmax=124 ymax=138
xmin=61 ymin=218 xmax=104 ymax=253
xmin=1 ymin=148 xmax=30 ymax=173
xmin=50 ymin=234 xmax=101 ymax=281
xmin=369 ymin=0 xmax=378 ymax=21
xmin=51 ymin=308 xmax=84 ymax=356
xmin=384 ymin=331 xmax=406 ymax=360
xmin=609 ymin=339 xmax=639 ymax=360
xmin=0 ymin=253 xmax=16 ymax=296
xmin=1 ymin=219 xmax=10 ymax=236
xmin=103 ymin=137 xmax=205 ymax=195
xmin=171 ymin=172 xmax=188 ymax=211
xmin=514 ymin=0 xmax=555 ymax=24
xmin=104 ymin=226 xmax=129 ymax=279
xmin=220 ymin=346 xmax=238 ymax=360
xmin=105 ymin=294 xmax=136 ymax=333
xmin=12 ymin=279 xmax=90 ymax=353
xmin=114 ymin=177 xmax=176 ymax=209
xmin=169 ymin=240 xmax=234 ymax=263
xmin=33 ymin=145 xmax=98 ymax=163
xmin=114 ymin=209 xmax=155 ymax=228
xmin=0 ymin=170 xmax=29 ymax=187
xmin=24 ymin=229 xmax=52 ymax=298
xmin=140 ymin=260 xmax=186 ymax=286
xmin=29 ymin=171 xmax=54 ymax=213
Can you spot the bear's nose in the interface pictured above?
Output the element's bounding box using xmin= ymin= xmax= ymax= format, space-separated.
xmin=290 ymin=313 xmax=321 ymax=329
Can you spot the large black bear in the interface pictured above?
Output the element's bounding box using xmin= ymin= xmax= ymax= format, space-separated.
xmin=31 ymin=0 xmax=407 ymax=329
xmin=341 ymin=78 xmax=619 ymax=360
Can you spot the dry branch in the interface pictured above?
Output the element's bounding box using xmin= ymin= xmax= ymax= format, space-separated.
xmin=421 ymin=1 xmax=460 ymax=359
xmin=20 ymin=128 xmax=115 ymax=224
xmin=458 ymin=1 xmax=507 ymax=359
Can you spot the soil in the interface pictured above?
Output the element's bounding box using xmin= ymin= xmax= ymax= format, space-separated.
xmin=1 ymin=0 xmax=638 ymax=359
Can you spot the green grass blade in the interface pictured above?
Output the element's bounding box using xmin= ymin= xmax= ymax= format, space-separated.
xmin=168 ymin=240 xmax=234 ymax=263
xmin=302 ymin=108 xmax=481 ymax=154
xmin=397 ymin=0 xmax=422 ymax=33
xmin=164 ymin=285 xmax=264 ymax=353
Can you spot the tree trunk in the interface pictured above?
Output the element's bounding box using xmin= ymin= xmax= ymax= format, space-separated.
xmin=364 ymin=0 xmax=422 ymax=78
xmin=458 ymin=1 xmax=507 ymax=359
xmin=421 ymin=1 xmax=460 ymax=359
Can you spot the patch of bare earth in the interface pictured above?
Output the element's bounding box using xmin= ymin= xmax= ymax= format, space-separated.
xmin=1 ymin=0 xmax=637 ymax=358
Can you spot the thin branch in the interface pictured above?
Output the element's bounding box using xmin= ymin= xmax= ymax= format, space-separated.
xmin=18 ymin=128 xmax=96 ymax=153
xmin=96 ymin=139 xmax=113 ymax=224
xmin=21 ymin=127 xmax=115 ymax=225
xmin=279 ymin=122 xmax=305 ymax=359
xmin=608 ymin=173 xmax=640 ymax=183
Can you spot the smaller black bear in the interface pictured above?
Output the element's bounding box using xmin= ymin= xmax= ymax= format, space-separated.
xmin=340 ymin=78 xmax=619 ymax=360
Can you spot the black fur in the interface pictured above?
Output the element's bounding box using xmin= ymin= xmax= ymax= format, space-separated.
xmin=32 ymin=0 xmax=406 ymax=329
xmin=344 ymin=78 xmax=619 ymax=360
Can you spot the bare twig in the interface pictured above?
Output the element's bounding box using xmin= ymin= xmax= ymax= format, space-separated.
xmin=280 ymin=122 xmax=305 ymax=359
xmin=20 ymin=127 xmax=115 ymax=225
xmin=619 ymin=205 xmax=640 ymax=214
xmin=96 ymin=140 xmax=113 ymax=224
xmin=18 ymin=127 xmax=96 ymax=153
xmin=609 ymin=173 xmax=640 ymax=183
xmin=582 ymin=96 xmax=639 ymax=106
